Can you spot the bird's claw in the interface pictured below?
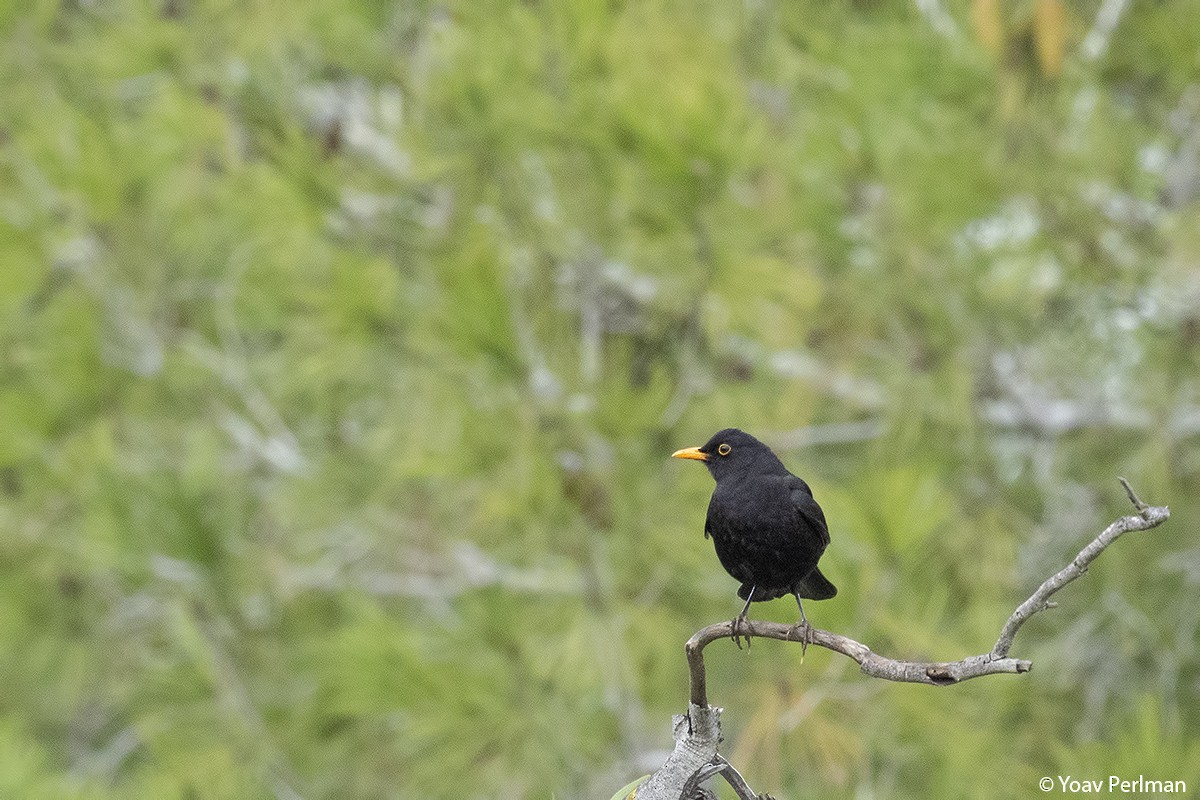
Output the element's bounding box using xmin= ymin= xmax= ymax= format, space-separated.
xmin=730 ymin=614 xmax=751 ymax=649
xmin=789 ymin=620 xmax=812 ymax=656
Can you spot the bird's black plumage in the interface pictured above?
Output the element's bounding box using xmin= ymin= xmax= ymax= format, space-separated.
xmin=673 ymin=428 xmax=835 ymax=640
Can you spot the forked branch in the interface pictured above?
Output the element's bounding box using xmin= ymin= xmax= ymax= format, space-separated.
xmin=683 ymin=479 xmax=1167 ymax=707
xmin=635 ymin=480 xmax=1170 ymax=800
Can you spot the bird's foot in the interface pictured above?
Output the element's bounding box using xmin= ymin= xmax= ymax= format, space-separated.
xmin=730 ymin=613 xmax=751 ymax=650
xmin=789 ymin=620 xmax=813 ymax=657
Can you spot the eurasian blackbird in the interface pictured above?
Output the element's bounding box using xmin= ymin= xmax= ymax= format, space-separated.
xmin=672 ymin=428 xmax=836 ymax=647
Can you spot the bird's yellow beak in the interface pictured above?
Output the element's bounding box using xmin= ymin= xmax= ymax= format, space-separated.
xmin=671 ymin=446 xmax=708 ymax=462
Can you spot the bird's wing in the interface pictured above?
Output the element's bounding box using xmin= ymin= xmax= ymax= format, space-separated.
xmin=787 ymin=476 xmax=830 ymax=547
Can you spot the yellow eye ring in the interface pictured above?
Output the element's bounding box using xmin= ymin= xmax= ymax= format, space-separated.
xmin=717 ymin=443 xmax=731 ymax=456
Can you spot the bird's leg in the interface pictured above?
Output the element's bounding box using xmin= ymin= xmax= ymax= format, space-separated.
xmin=731 ymin=587 xmax=755 ymax=650
xmin=791 ymin=592 xmax=813 ymax=655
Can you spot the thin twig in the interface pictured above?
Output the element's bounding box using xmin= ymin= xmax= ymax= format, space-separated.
xmin=679 ymin=759 xmax=725 ymax=799
xmin=990 ymin=499 xmax=1167 ymax=659
xmin=715 ymin=755 xmax=767 ymax=800
xmin=1119 ymin=476 xmax=1147 ymax=512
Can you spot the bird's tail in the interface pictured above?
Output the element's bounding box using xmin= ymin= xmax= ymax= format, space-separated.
xmin=796 ymin=566 xmax=837 ymax=600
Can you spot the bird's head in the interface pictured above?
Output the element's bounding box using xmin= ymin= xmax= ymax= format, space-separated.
xmin=671 ymin=428 xmax=786 ymax=482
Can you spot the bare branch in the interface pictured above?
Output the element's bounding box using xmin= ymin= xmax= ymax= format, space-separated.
xmin=991 ymin=495 xmax=1167 ymax=659
xmin=688 ymin=484 xmax=1168 ymax=707
xmin=636 ymin=481 xmax=1170 ymax=799
xmin=687 ymin=621 xmax=1031 ymax=707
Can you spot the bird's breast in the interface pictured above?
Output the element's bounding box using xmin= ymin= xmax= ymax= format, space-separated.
xmin=710 ymin=480 xmax=795 ymax=533
xmin=706 ymin=478 xmax=825 ymax=589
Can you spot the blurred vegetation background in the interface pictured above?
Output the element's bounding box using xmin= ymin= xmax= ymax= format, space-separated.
xmin=2 ymin=0 xmax=1199 ymax=797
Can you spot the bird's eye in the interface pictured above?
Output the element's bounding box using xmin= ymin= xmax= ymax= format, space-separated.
xmin=717 ymin=443 xmax=731 ymax=456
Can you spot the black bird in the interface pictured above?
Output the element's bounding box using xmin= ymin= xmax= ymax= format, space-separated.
xmin=672 ymin=428 xmax=836 ymax=646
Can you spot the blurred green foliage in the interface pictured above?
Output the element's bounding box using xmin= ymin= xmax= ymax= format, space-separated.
xmin=2 ymin=0 xmax=1199 ymax=797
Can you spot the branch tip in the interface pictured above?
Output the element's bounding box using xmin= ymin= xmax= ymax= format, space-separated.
xmin=1118 ymin=476 xmax=1148 ymax=512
